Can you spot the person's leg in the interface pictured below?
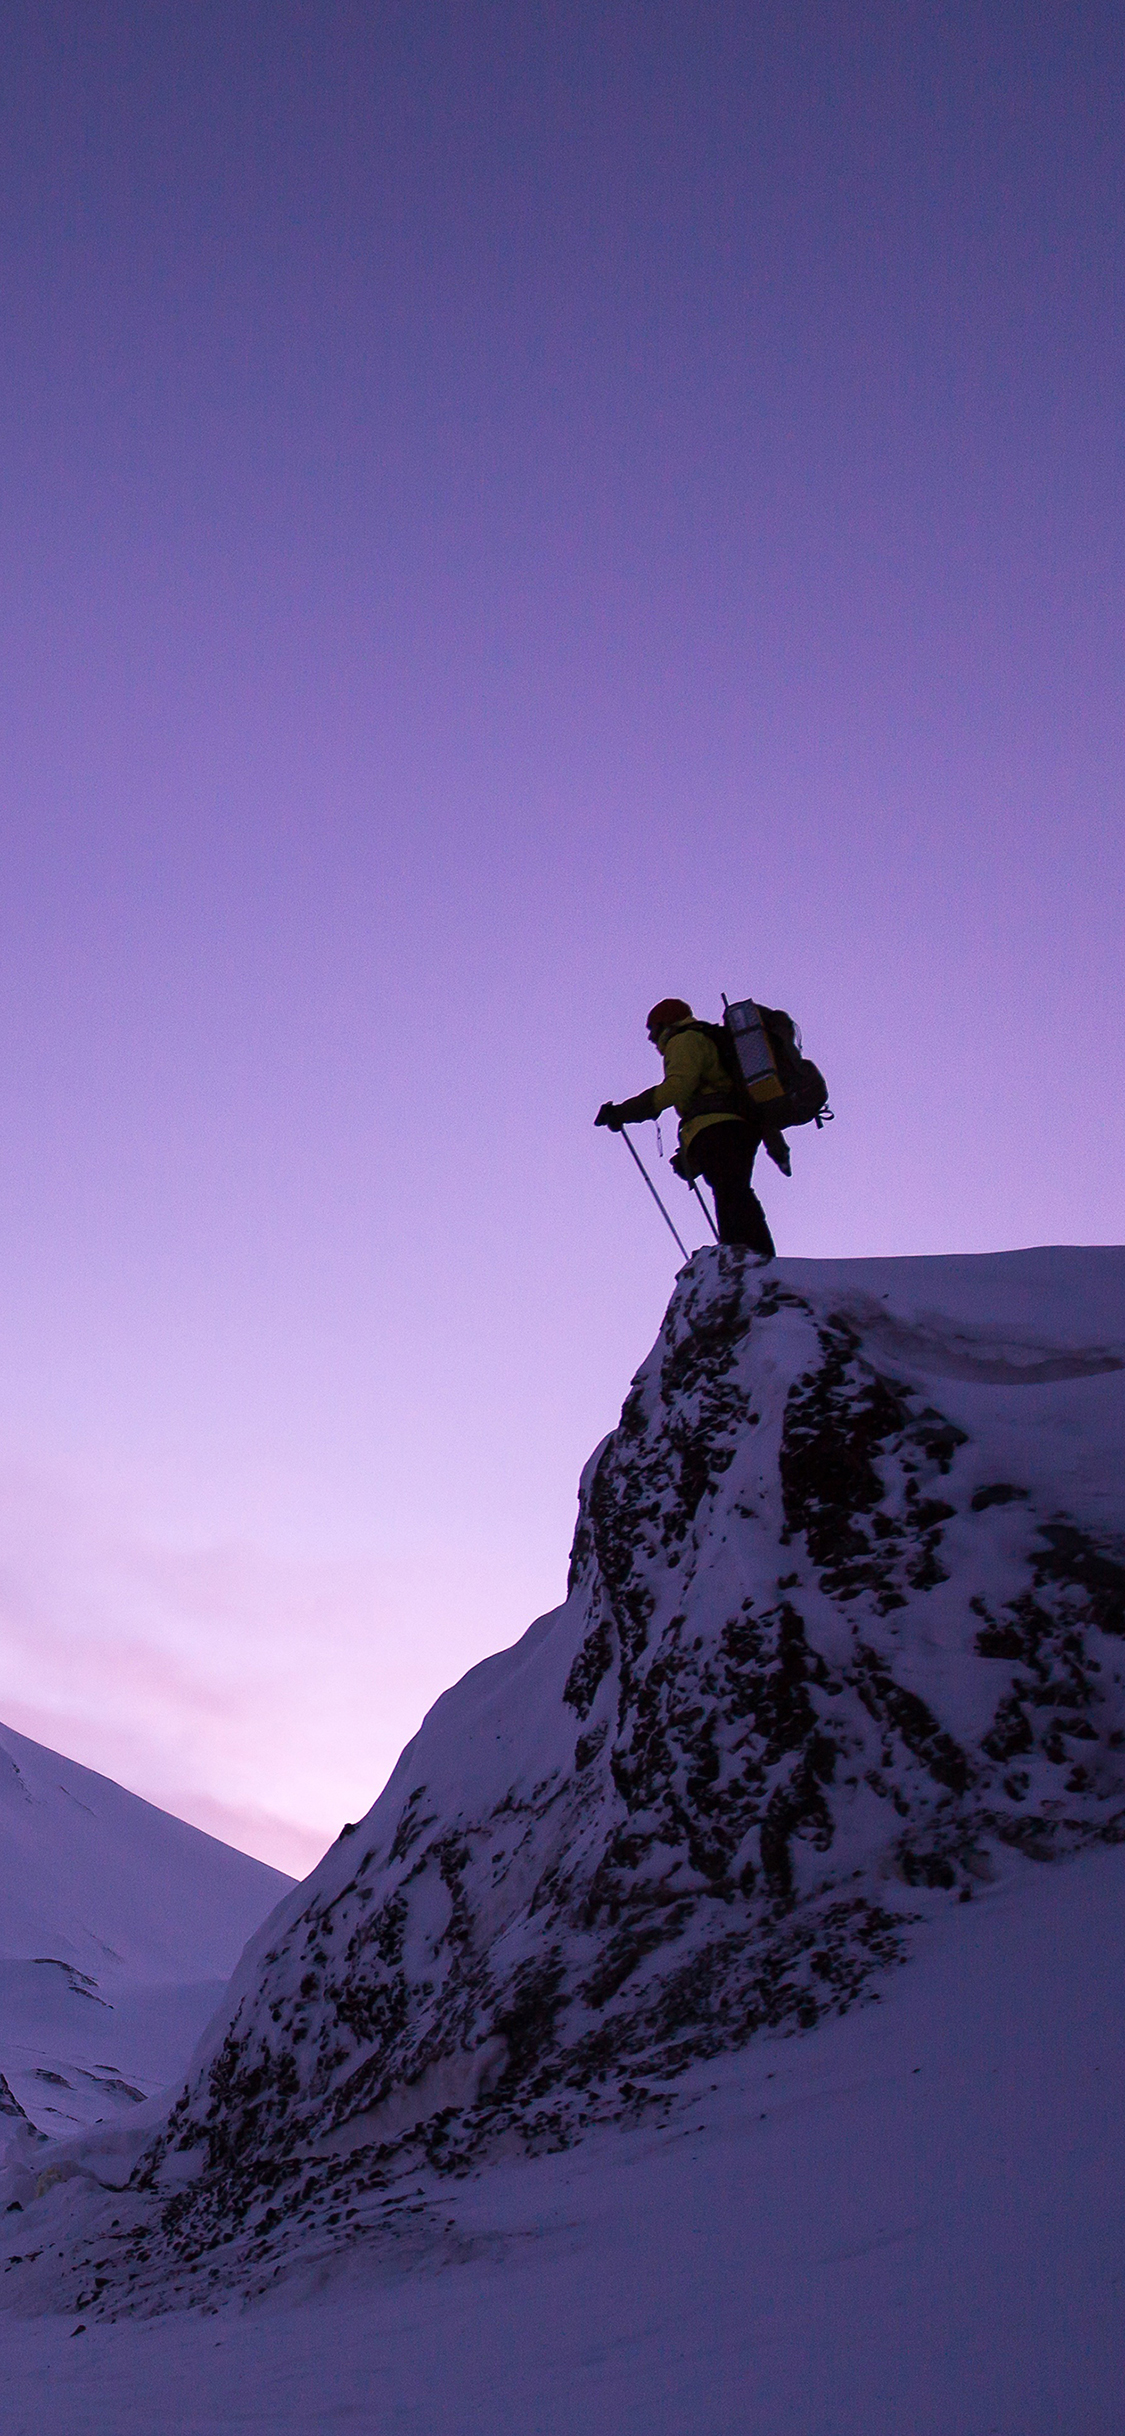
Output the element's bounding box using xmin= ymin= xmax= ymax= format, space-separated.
xmin=691 ymin=1123 xmax=775 ymax=1255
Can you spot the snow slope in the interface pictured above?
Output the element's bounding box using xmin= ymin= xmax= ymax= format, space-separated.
xmin=3 ymin=1836 xmax=1124 ymax=2433
xmin=3 ymin=1241 xmax=1124 ymax=2431
xmin=0 ymin=1722 xmax=293 ymax=2137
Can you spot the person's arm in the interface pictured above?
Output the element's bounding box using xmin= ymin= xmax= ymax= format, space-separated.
xmin=595 ymin=1087 xmax=656 ymax=1128
xmin=595 ymin=1031 xmax=706 ymax=1129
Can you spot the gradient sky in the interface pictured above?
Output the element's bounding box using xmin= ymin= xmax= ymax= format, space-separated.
xmin=1 ymin=2 xmax=1121 ymax=1873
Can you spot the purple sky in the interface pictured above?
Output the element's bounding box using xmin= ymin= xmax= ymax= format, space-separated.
xmin=1 ymin=2 xmax=1121 ymax=1872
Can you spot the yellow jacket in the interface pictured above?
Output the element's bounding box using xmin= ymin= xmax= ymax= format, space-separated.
xmin=620 ymin=1025 xmax=743 ymax=1151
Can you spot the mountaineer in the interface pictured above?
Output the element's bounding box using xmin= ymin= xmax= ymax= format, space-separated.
xmin=595 ymin=997 xmax=776 ymax=1257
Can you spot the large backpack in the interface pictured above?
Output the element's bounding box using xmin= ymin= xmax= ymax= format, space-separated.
xmin=693 ymin=999 xmax=831 ymax=1132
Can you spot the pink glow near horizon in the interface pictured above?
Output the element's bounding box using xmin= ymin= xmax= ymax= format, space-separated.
xmin=0 ymin=3 xmax=1121 ymax=1870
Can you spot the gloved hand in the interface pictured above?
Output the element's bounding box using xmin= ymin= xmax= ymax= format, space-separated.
xmin=595 ymin=1101 xmax=624 ymax=1131
xmin=669 ymin=1150 xmax=689 ymax=1179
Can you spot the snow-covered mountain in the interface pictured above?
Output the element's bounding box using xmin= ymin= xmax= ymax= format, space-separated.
xmin=18 ymin=1239 xmax=1122 ymax=2325
xmin=9 ymin=1837 xmax=1125 ymax=2432
xmin=0 ymin=1722 xmax=293 ymax=2139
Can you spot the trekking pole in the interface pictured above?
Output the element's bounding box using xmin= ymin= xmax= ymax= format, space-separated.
xmin=619 ymin=1131 xmax=691 ymax=1261
xmin=691 ymin=1178 xmax=720 ymax=1241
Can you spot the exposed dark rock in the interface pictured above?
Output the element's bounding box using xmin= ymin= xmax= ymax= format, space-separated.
xmin=49 ymin=1247 xmax=1125 ymax=2316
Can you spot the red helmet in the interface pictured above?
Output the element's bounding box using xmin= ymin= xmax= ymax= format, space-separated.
xmin=646 ymin=997 xmax=693 ymax=1039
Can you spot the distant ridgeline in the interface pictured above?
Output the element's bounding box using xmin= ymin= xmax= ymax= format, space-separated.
xmin=39 ymin=1248 xmax=1125 ymax=2310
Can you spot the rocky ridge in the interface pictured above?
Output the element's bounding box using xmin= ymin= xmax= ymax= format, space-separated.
xmin=11 ymin=1245 xmax=1125 ymax=2314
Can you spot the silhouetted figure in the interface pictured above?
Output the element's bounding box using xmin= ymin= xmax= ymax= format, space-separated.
xmin=596 ymin=997 xmax=775 ymax=1256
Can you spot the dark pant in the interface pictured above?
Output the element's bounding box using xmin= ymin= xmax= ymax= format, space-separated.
xmin=688 ymin=1121 xmax=775 ymax=1255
